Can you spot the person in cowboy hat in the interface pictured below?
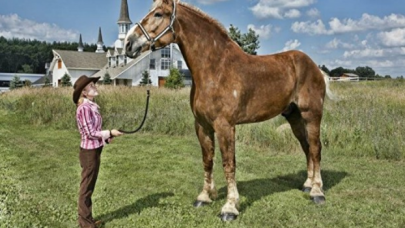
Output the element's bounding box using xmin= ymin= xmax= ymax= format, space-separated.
xmin=73 ymin=75 xmax=124 ymax=228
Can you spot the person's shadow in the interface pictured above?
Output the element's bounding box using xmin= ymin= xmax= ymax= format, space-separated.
xmin=97 ymin=192 xmax=174 ymax=223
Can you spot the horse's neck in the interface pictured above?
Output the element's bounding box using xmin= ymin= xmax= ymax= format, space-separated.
xmin=175 ymin=5 xmax=242 ymax=79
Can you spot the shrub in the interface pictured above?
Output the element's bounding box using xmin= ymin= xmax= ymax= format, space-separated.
xmin=164 ymin=68 xmax=185 ymax=89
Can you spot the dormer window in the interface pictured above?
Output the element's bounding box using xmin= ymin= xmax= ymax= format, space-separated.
xmin=161 ymin=47 xmax=170 ymax=58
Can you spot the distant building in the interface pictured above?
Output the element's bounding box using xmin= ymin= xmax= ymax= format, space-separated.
xmin=48 ymin=0 xmax=190 ymax=88
xmin=0 ymin=73 xmax=43 ymax=92
xmin=330 ymin=73 xmax=359 ymax=82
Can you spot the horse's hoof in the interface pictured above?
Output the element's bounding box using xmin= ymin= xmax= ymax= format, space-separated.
xmin=311 ymin=195 xmax=326 ymax=204
xmin=302 ymin=187 xmax=312 ymax=193
xmin=220 ymin=213 xmax=237 ymax=221
xmin=193 ymin=200 xmax=209 ymax=207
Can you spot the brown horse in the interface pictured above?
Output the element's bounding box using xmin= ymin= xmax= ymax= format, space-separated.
xmin=125 ymin=0 xmax=330 ymax=221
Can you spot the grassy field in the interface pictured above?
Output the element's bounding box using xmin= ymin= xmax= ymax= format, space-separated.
xmin=0 ymin=81 xmax=404 ymax=227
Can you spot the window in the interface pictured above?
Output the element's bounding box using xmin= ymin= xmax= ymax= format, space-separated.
xmin=150 ymin=59 xmax=156 ymax=70
xmin=58 ymin=59 xmax=62 ymax=69
xmin=108 ymin=57 xmax=111 ymax=67
xmin=161 ymin=59 xmax=170 ymax=70
xmin=177 ymin=60 xmax=182 ymax=69
xmin=161 ymin=47 xmax=170 ymax=58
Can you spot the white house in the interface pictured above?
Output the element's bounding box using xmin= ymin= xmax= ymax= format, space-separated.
xmin=48 ymin=0 xmax=190 ymax=88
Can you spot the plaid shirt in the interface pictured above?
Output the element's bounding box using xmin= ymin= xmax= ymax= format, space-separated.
xmin=76 ymin=99 xmax=110 ymax=149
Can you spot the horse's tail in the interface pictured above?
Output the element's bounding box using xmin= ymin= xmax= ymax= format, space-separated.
xmin=320 ymin=69 xmax=338 ymax=100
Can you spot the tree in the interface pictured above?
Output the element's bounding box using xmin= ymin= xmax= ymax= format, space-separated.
xmin=242 ymin=28 xmax=260 ymax=55
xmin=329 ymin=67 xmax=348 ymax=77
xmin=319 ymin=65 xmax=330 ymax=74
xmin=0 ymin=36 xmax=98 ymax=74
xmin=355 ymin=66 xmax=375 ymax=78
xmin=228 ymin=24 xmax=243 ymax=47
xmin=24 ymin=79 xmax=32 ymax=87
xmin=44 ymin=76 xmax=51 ymax=87
xmin=103 ymin=72 xmax=112 ymax=85
xmin=9 ymin=75 xmax=22 ymax=89
xmin=164 ymin=68 xmax=185 ymax=89
xmin=19 ymin=64 xmax=34 ymax=73
xmin=228 ymin=24 xmax=260 ymax=55
xmin=61 ymin=73 xmax=72 ymax=87
xmin=139 ymin=70 xmax=151 ymax=86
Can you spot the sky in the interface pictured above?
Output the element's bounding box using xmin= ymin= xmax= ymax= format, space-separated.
xmin=0 ymin=0 xmax=404 ymax=77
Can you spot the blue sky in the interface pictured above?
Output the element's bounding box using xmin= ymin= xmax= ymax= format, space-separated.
xmin=0 ymin=0 xmax=404 ymax=77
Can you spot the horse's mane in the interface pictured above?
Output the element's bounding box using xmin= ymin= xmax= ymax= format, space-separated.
xmin=152 ymin=0 xmax=228 ymax=35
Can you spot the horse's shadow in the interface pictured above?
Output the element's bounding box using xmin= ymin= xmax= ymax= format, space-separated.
xmin=96 ymin=192 xmax=174 ymax=223
xmin=218 ymin=170 xmax=347 ymax=212
xmin=97 ymin=170 xmax=346 ymax=222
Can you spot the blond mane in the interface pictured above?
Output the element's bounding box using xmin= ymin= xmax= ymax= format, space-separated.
xmin=151 ymin=0 xmax=228 ymax=35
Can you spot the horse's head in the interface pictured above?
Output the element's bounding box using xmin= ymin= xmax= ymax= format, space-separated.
xmin=125 ymin=0 xmax=177 ymax=58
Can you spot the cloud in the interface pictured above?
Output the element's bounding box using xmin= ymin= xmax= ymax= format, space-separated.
xmin=325 ymin=38 xmax=355 ymax=49
xmin=250 ymin=0 xmax=316 ymax=19
xmin=247 ymin=24 xmax=272 ymax=39
xmin=0 ymin=14 xmax=78 ymax=42
xmin=284 ymin=9 xmax=301 ymax=18
xmin=281 ymin=39 xmax=301 ymax=51
xmin=292 ymin=13 xmax=405 ymax=35
xmin=378 ymin=28 xmax=405 ymax=47
xmin=343 ymin=47 xmax=405 ymax=59
xmin=306 ymin=8 xmax=320 ymax=18
xmin=291 ymin=19 xmax=331 ymax=35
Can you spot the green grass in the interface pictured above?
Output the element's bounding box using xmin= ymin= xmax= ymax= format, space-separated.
xmin=1 ymin=81 xmax=405 ymax=227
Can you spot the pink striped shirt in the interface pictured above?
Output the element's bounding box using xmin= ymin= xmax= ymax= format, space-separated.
xmin=76 ymin=99 xmax=110 ymax=149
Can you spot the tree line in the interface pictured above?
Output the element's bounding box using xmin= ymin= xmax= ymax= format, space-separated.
xmin=0 ymin=36 xmax=98 ymax=74
xmin=319 ymin=65 xmax=394 ymax=79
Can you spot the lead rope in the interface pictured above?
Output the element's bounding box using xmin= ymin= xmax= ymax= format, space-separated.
xmin=118 ymin=89 xmax=150 ymax=134
xmin=117 ymin=46 xmax=153 ymax=134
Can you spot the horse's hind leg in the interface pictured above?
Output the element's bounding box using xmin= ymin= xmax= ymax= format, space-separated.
xmin=193 ymin=121 xmax=218 ymax=207
xmin=283 ymin=103 xmax=325 ymax=204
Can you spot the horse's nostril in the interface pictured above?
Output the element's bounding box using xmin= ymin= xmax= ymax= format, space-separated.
xmin=125 ymin=41 xmax=132 ymax=52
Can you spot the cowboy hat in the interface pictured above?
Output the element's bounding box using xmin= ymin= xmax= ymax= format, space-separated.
xmin=72 ymin=75 xmax=100 ymax=104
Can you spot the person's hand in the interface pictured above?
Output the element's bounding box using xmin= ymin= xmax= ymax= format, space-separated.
xmin=111 ymin=129 xmax=124 ymax=137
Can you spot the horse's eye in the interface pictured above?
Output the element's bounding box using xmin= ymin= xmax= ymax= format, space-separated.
xmin=154 ymin=13 xmax=163 ymax=18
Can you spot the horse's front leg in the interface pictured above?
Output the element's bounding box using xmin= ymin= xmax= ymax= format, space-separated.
xmin=194 ymin=121 xmax=218 ymax=207
xmin=214 ymin=119 xmax=239 ymax=221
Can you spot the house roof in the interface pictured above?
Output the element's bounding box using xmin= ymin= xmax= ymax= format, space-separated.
xmin=118 ymin=0 xmax=132 ymax=24
xmin=343 ymin=73 xmax=359 ymax=77
xmin=32 ymin=75 xmax=51 ymax=85
xmin=78 ymin=34 xmax=84 ymax=49
xmin=97 ymin=27 xmax=103 ymax=44
xmin=53 ymin=49 xmax=107 ymax=70
xmin=91 ymin=51 xmax=151 ymax=79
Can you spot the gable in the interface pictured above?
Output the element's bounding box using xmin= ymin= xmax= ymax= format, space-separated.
xmin=53 ymin=50 xmax=107 ymax=70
